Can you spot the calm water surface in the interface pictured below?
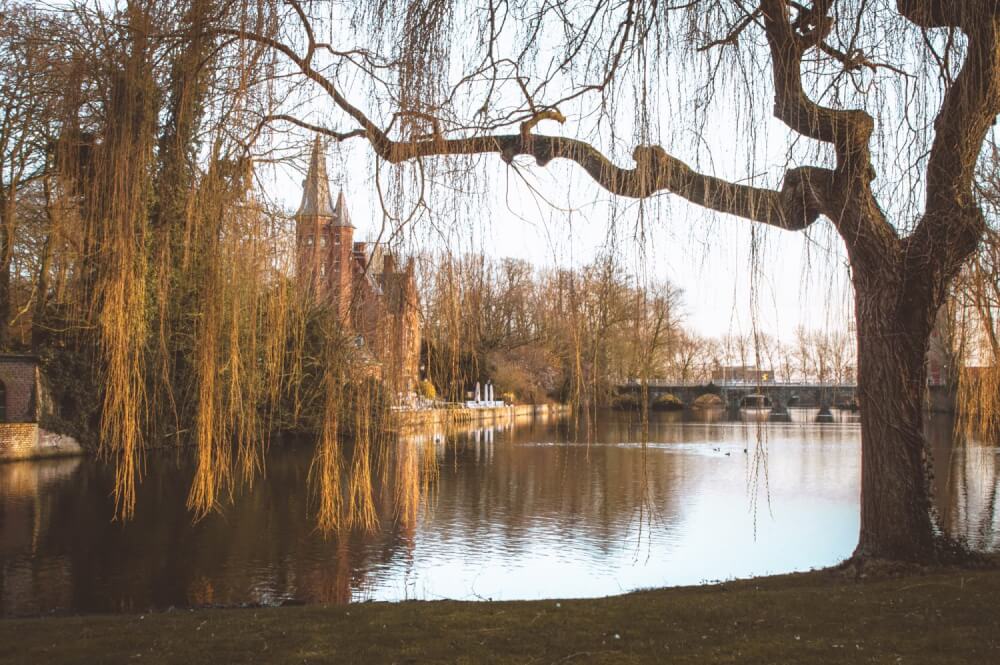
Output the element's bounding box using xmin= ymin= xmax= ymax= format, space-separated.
xmin=0 ymin=410 xmax=997 ymax=615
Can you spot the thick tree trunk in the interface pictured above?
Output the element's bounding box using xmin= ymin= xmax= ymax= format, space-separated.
xmin=853 ymin=277 xmax=939 ymax=560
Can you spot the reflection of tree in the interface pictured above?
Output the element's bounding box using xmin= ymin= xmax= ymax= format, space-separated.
xmin=3 ymin=414 xmax=998 ymax=615
xmin=0 ymin=458 xmax=83 ymax=615
xmin=0 ymin=430 xmax=447 ymax=612
xmin=931 ymin=418 xmax=1000 ymax=550
xmin=427 ymin=415 xmax=690 ymax=554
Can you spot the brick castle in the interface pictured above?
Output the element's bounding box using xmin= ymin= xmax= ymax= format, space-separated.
xmin=294 ymin=138 xmax=422 ymax=395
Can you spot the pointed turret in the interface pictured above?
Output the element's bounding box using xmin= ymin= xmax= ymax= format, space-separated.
xmin=296 ymin=136 xmax=336 ymax=218
xmin=332 ymin=189 xmax=355 ymax=228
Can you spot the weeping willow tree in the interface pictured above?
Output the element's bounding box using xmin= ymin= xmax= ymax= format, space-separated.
xmin=0 ymin=0 xmax=396 ymax=533
xmin=954 ymin=215 xmax=1000 ymax=441
xmin=7 ymin=0 xmax=999 ymax=559
xmin=209 ymin=0 xmax=1000 ymax=562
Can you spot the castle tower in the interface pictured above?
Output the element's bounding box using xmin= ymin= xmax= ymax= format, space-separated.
xmin=328 ymin=189 xmax=356 ymax=323
xmin=378 ymin=255 xmax=423 ymax=394
xmin=295 ymin=137 xmax=355 ymax=322
xmin=293 ymin=135 xmax=422 ymax=395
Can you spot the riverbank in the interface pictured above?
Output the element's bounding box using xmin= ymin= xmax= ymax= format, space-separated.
xmin=3 ymin=563 xmax=998 ymax=664
xmin=393 ymin=402 xmax=570 ymax=429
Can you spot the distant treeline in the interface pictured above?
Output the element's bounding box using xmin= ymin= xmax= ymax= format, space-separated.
xmin=418 ymin=252 xmax=864 ymax=405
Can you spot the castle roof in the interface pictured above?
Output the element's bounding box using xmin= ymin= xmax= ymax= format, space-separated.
xmin=295 ymin=136 xmax=353 ymax=228
xmin=332 ymin=189 xmax=353 ymax=228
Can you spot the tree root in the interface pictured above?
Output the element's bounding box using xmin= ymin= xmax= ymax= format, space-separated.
xmin=836 ymin=540 xmax=1000 ymax=582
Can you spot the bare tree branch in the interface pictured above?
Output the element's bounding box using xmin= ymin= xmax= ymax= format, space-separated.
xmin=252 ymin=114 xmax=366 ymax=143
xmin=904 ymin=12 xmax=1000 ymax=287
xmin=897 ymin=0 xmax=1000 ymax=29
xmin=216 ymin=18 xmax=831 ymax=233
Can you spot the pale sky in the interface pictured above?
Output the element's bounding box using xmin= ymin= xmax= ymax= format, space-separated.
xmin=243 ymin=2 xmax=975 ymax=346
xmin=263 ymin=135 xmax=856 ymax=343
xmin=247 ymin=1 xmax=896 ymax=345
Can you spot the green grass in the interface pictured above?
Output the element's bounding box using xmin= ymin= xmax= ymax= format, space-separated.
xmin=2 ymin=566 xmax=999 ymax=664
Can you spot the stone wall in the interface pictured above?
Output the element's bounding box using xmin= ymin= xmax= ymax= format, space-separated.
xmin=0 ymin=424 xmax=83 ymax=462
xmin=0 ymin=355 xmax=85 ymax=461
xmin=394 ymin=403 xmax=570 ymax=430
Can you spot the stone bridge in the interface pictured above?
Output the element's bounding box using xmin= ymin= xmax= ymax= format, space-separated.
xmin=615 ymin=381 xmax=858 ymax=411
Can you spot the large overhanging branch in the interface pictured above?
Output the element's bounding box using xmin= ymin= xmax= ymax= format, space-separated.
xmin=371 ymin=129 xmax=833 ymax=231
xmin=760 ymin=0 xmax=895 ymax=266
xmin=217 ymin=22 xmax=832 ymax=233
xmin=248 ymin=114 xmax=365 ymax=146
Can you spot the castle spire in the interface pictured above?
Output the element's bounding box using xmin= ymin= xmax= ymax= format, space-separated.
xmin=332 ymin=188 xmax=354 ymax=228
xmin=295 ymin=135 xmax=336 ymax=218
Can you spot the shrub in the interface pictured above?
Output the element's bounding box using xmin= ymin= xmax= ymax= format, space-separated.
xmin=418 ymin=379 xmax=437 ymax=400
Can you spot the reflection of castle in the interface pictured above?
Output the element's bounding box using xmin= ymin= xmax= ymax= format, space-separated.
xmin=295 ymin=138 xmax=421 ymax=393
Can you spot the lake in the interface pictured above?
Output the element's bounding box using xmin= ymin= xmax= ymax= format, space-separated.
xmin=0 ymin=409 xmax=997 ymax=615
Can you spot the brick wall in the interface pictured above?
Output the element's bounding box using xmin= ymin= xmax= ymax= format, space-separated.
xmin=0 ymin=357 xmax=38 ymax=422
xmin=0 ymin=424 xmax=84 ymax=461
xmin=0 ymin=423 xmax=39 ymax=460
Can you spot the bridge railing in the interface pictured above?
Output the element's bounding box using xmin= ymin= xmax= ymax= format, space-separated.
xmin=615 ymin=379 xmax=858 ymax=389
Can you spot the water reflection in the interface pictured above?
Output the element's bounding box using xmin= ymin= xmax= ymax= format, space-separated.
xmin=0 ymin=411 xmax=996 ymax=615
xmin=684 ymin=406 xmax=861 ymax=425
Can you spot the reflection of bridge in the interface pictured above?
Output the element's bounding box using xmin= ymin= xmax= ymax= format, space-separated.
xmin=615 ymin=381 xmax=858 ymax=410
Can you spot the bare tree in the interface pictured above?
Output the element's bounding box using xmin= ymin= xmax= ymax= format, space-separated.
xmin=793 ymin=326 xmax=815 ymax=382
xmin=220 ymin=1 xmax=1000 ymax=561
xmin=776 ymin=338 xmax=798 ymax=383
xmin=0 ymin=3 xmax=56 ymax=347
xmin=669 ymin=331 xmax=713 ymax=383
xmin=827 ymin=330 xmax=857 ymax=384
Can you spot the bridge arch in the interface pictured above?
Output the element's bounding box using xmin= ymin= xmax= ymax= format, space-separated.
xmin=739 ymin=393 xmax=772 ymax=408
xmin=691 ymin=393 xmax=723 ymax=409
xmin=651 ymin=393 xmax=684 ymax=411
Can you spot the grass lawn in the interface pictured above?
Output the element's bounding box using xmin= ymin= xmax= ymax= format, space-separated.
xmin=2 ymin=565 xmax=999 ymax=664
